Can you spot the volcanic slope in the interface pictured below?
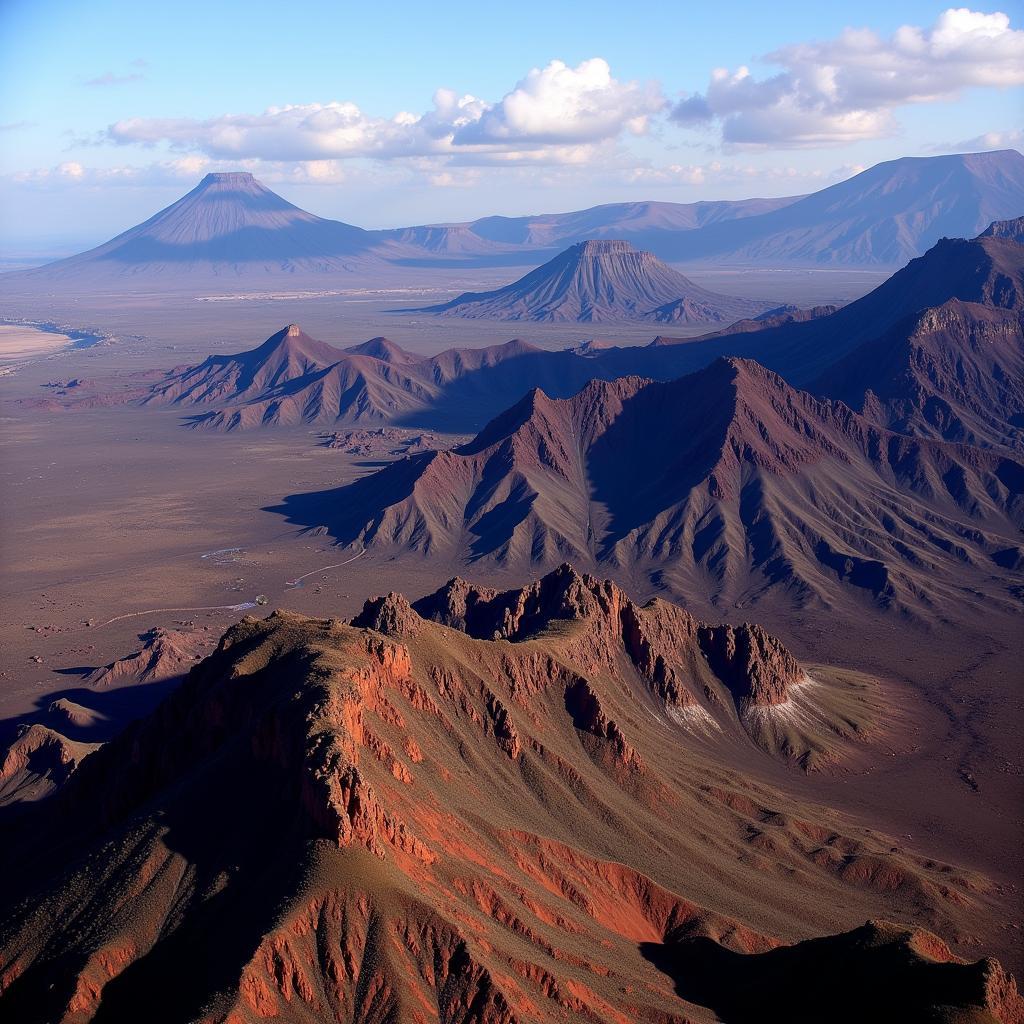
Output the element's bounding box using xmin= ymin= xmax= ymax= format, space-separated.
xmin=418 ymin=239 xmax=773 ymax=323
xmin=284 ymin=359 xmax=1024 ymax=616
xmin=1 ymin=566 xmax=1019 ymax=1024
xmin=4 ymin=172 xmax=415 ymax=286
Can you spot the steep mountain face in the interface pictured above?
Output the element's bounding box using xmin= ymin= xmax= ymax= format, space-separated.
xmin=144 ymin=324 xmax=443 ymax=429
xmin=653 ymin=228 xmax=1024 ymax=387
xmin=145 ymin=327 xmax=612 ymax=430
xmin=6 ymin=173 xmax=414 ymax=285
xmin=982 ymin=216 xmax=1024 ymax=244
xmin=287 ymin=360 xmax=1024 ymax=616
xmin=419 ymin=239 xmax=772 ymax=323
xmin=1 ymin=567 xmax=1018 ymax=1023
xmin=800 ymin=230 xmax=1024 ymax=449
xmin=812 ymin=299 xmax=1024 ymax=450
xmin=643 ymin=150 xmax=1024 ymax=265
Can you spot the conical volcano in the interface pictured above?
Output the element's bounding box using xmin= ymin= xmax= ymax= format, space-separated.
xmin=9 ymin=172 xmax=414 ymax=285
xmin=420 ymin=239 xmax=773 ymax=323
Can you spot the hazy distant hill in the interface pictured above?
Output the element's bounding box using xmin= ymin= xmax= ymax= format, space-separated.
xmin=385 ymin=195 xmax=801 ymax=254
xmin=4 ymin=152 xmax=1020 ymax=294
xmin=643 ymin=150 xmax=1024 ymax=265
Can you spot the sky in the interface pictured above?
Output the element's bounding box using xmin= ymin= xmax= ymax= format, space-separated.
xmin=0 ymin=0 xmax=1022 ymax=253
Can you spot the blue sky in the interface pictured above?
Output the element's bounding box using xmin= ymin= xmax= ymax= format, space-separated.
xmin=1 ymin=0 xmax=1021 ymax=251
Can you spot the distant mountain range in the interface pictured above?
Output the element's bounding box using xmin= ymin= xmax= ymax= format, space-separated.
xmin=3 ymin=151 xmax=1021 ymax=289
xmin=143 ymin=223 xmax=1024 ymax=444
xmin=384 ymin=194 xmax=801 ymax=253
xmin=392 ymin=150 xmax=1024 ymax=266
xmin=417 ymin=239 xmax=774 ymax=323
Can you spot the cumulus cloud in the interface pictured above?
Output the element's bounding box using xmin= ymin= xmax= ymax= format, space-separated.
xmin=671 ymin=8 xmax=1024 ymax=147
xmin=103 ymin=57 xmax=663 ymax=163
xmin=939 ymin=128 xmax=1024 ymax=151
xmin=452 ymin=58 xmax=662 ymax=144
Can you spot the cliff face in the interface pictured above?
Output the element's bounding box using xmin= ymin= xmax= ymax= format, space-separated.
xmin=0 ymin=567 xmax=1015 ymax=1023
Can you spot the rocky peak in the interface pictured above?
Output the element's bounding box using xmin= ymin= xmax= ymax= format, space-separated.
xmin=351 ymin=592 xmax=422 ymax=637
xmin=696 ymin=622 xmax=804 ymax=710
xmin=979 ymin=216 xmax=1024 ymax=245
xmin=414 ymin=564 xmax=616 ymax=641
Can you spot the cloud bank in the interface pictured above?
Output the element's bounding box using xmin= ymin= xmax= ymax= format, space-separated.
xmin=671 ymin=7 xmax=1024 ymax=147
xmin=105 ymin=58 xmax=664 ymax=163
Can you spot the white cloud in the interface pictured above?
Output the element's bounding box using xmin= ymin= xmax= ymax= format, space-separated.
xmin=671 ymin=8 xmax=1024 ymax=147
xmin=103 ymin=58 xmax=664 ymax=163
xmin=452 ymin=58 xmax=663 ymax=144
xmin=12 ymin=156 xmax=212 ymax=187
xmin=940 ymin=128 xmax=1024 ymax=151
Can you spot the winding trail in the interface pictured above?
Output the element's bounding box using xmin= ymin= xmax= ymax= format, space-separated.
xmin=90 ymin=547 xmax=366 ymax=630
xmin=285 ymin=548 xmax=365 ymax=587
xmin=95 ymin=602 xmax=258 ymax=628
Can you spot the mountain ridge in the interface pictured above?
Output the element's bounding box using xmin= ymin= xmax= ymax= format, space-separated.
xmin=0 ymin=565 xmax=1018 ymax=1022
xmin=276 ymin=358 xmax=1024 ymax=617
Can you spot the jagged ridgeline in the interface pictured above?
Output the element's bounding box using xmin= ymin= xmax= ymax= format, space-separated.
xmin=1 ymin=565 xmax=1019 ymax=1023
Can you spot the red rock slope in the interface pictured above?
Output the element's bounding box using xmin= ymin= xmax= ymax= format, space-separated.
xmin=0 ymin=567 xmax=1017 ymax=1023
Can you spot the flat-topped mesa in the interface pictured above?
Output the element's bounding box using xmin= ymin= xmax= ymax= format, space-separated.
xmin=574 ymin=238 xmax=637 ymax=256
xmin=198 ymin=171 xmax=259 ymax=187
